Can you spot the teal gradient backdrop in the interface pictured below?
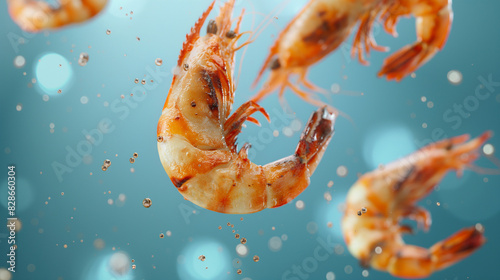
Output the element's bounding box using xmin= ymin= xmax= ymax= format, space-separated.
xmin=1 ymin=0 xmax=499 ymax=279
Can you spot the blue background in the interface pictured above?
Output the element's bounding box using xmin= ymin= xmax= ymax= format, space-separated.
xmin=1 ymin=0 xmax=500 ymax=279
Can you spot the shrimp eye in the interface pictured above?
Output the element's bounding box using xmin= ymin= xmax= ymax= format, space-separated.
xmin=270 ymin=58 xmax=281 ymax=70
xmin=207 ymin=20 xmax=218 ymax=34
xmin=226 ymin=30 xmax=236 ymax=39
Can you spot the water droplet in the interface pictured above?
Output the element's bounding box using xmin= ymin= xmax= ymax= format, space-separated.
xmin=268 ymin=236 xmax=282 ymax=252
xmin=236 ymin=244 xmax=248 ymax=256
xmin=336 ymin=165 xmax=348 ymax=177
xmin=16 ymin=103 xmax=22 ymax=111
xmin=132 ymin=264 xmax=136 ymax=269
xmin=326 ymin=271 xmax=335 ymax=280
xmin=253 ymin=255 xmax=259 ymax=262
xmin=235 ymin=233 xmax=240 ymax=239
xmin=483 ymin=144 xmax=494 ymax=156
xmin=237 ymin=269 xmax=242 ymax=275
xmin=295 ymin=200 xmax=305 ymax=210
xmin=240 ymin=238 xmax=247 ymax=244
xmin=129 ymin=158 xmax=135 ymax=163
xmin=198 ymin=255 xmax=206 ymax=261
xmin=421 ymin=96 xmax=427 ymax=102
xmin=331 ymin=83 xmax=340 ymax=94
xmin=375 ymin=246 xmax=382 ymax=254
xmin=142 ymin=198 xmax=152 ymax=208
xmin=447 ymin=70 xmax=463 ymax=85
xmin=159 ymin=233 xmax=164 ymax=238
xmin=106 ymin=29 xmax=111 ymax=35
xmin=80 ymin=96 xmax=89 ymax=104
xmin=13 ymin=55 xmax=26 ymax=68
xmin=78 ymin=52 xmax=89 ymax=66
xmin=157 ymin=136 xmax=164 ymax=142
xmin=155 ymin=58 xmax=163 ymax=66
xmin=324 ymin=191 xmax=332 ymax=202
xmin=141 ymin=79 xmax=146 ymax=85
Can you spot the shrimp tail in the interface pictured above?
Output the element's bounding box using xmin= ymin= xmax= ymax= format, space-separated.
xmin=430 ymin=224 xmax=486 ymax=272
xmin=295 ymin=106 xmax=336 ymax=170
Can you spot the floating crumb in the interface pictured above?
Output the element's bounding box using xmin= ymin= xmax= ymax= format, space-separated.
xmin=142 ymin=198 xmax=152 ymax=208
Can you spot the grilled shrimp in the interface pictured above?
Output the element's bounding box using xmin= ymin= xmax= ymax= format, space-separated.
xmin=252 ymin=0 xmax=453 ymax=106
xmin=7 ymin=0 xmax=107 ymax=32
xmin=157 ymin=0 xmax=336 ymax=214
xmin=342 ymin=131 xmax=491 ymax=278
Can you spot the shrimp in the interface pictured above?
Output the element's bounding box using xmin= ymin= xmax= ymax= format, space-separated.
xmin=341 ymin=131 xmax=491 ymax=278
xmin=7 ymin=0 xmax=107 ymax=32
xmin=156 ymin=0 xmax=336 ymax=214
xmin=252 ymin=0 xmax=453 ymax=106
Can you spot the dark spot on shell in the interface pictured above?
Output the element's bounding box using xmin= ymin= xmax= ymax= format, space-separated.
xmin=191 ymin=101 xmax=196 ymax=107
xmin=207 ymin=19 xmax=218 ymax=34
xmin=175 ymin=116 xmax=180 ymax=120
xmin=270 ymin=58 xmax=281 ymax=70
xmin=183 ymin=64 xmax=189 ymax=71
xmin=303 ymin=15 xmax=349 ymax=42
xmin=201 ymin=69 xmax=220 ymax=112
xmin=393 ymin=165 xmax=415 ymax=192
xmin=172 ymin=176 xmax=192 ymax=188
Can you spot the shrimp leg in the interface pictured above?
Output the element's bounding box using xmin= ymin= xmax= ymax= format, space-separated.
xmin=378 ymin=0 xmax=452 ymax=80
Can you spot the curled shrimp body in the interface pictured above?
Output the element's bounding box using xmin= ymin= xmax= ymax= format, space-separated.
xmin=252 ymin=0 xmax=452 ymax=105
xmin=342 ymin=132 xmax=490 ymax=278
xmin=157 ymin=0 xmax=336 ymax=214
xmin=7 ymin=0 xmax=107 ymax=32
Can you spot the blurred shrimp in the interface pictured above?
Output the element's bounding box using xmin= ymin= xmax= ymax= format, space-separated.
xmin=157 ymin=0 xmax=336 ymax=214
xmin=342 ymin=131 xmax=491 ymax=278
xmin=8 ymin=0 xmax=107 ymax=32
xmin=252 ymin=0 xmax=453 ymax=106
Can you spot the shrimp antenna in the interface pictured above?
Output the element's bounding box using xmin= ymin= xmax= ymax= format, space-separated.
xmin=469 ymin=154 xmax=500 ymax=175
xmin=234 ymin=0 xmax=291 ymax=88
